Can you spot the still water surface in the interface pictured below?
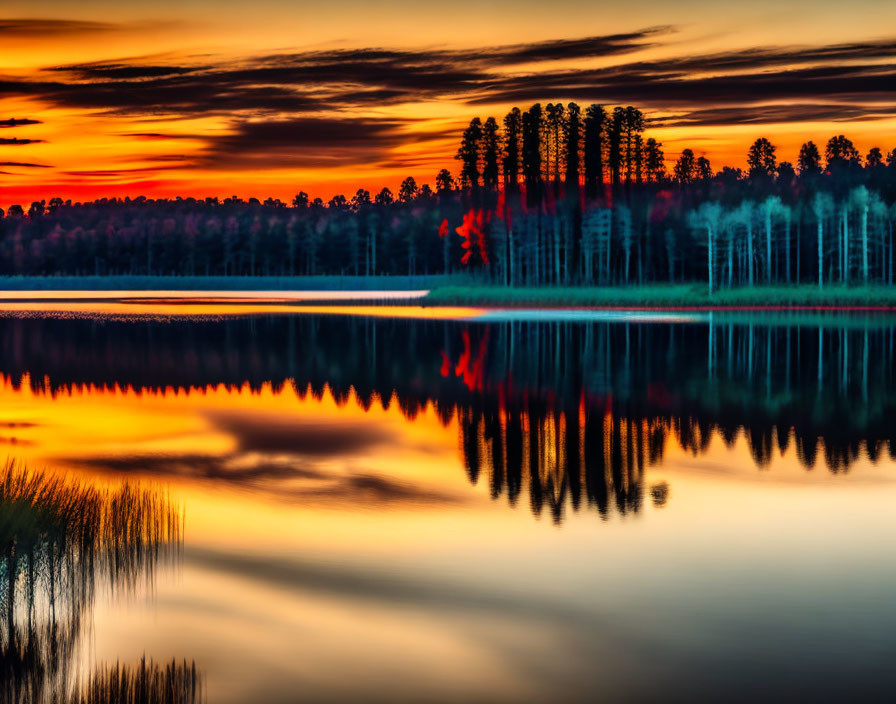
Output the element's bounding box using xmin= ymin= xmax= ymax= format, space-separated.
xmin=2 ymin=302 xmax=896 ymax=702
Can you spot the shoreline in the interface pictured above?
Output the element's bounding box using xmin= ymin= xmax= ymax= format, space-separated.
xmin=1 ymin=278 xmax=896 ymax=310
xmin=424 ymin=284 xmax=896 ymax=309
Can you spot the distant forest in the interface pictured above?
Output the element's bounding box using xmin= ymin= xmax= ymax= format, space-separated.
xmin=2 ymin=102 xmax=896 ymax=288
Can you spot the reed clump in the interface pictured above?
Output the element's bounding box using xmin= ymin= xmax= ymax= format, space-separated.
xmin=0 ymin=460 xmax=187 ymax=704
xmin=71 ymin=657 xmax=202 ymax=704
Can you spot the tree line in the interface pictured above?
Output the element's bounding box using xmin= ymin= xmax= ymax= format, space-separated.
xmin=2 ymin=102 xmax=895 ymax=288
xmin=451 ymin=103 xmax=896 ymax=289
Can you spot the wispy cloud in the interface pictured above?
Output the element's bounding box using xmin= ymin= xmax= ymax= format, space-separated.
xmin=199 ymin=117 xmax=451 ymax=169
xmin=0 ymin=19 xmax=121 ymax=36
xmin=66 ymin=451 xmax=463 ymax=506
xmin=0 ymin=161 xmax=52 ymax=168
xmin=0 ymin=17 xmax=179 ymax=39
xmin=0 ymin=29 xmax=667 ymax=119
xmin=3 ymin=31 xmax=892 ymax=122
xmin=653 ymin=104 xmax=896 ymax=128
xmin=2 ymin=27 xmax=894 ymax=177
xmin=0 ymin=118 xmax=42 ymax=128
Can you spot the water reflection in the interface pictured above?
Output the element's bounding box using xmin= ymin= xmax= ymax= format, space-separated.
xmin=460 ymin=407 xmax=657 ymax=523
xmin=1 ymin=308 xmax=895 ymax=702
xmin=0 ymin=461 xmax=195 ymax=703
xmin=0 ymin=312 xmax=894 ymax=524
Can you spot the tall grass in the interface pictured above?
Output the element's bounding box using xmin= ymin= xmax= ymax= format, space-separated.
xmin=0 ymin=460 xmax=181 ymax=599
xmin=0 ymin=460 xmax=184 ymax=704
xmin=71 ymin=658 xmax=201 ymax=704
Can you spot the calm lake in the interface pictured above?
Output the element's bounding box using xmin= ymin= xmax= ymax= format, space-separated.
xmin=3 ymin=301 xmax=896 ymax=702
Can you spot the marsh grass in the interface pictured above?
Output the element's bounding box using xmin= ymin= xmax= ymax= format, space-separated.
xmin=426 ymin=283 xmax=896 ymax=308
xmin=0 ymin=274 xmax=474 ymax=292
xmin=0 ymin=460 xmax=181 ymax=600
xmin=0 ymin=460 xmax=184 ymax=704
xmin=71 ymin=658 xmax=201 ymax=704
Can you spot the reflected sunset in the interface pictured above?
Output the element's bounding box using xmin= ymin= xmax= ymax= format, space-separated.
xmin=2 ymin=310 xmax=896 ymax=701
xmin=0 ymin=300 xmax=482 ymax=318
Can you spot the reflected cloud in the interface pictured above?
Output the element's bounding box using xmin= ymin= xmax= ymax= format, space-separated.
xmin=207 ymin=409 xmax=396 ymax=455
xmin=71 ymin=453 xmax=326 ymax=483
xmin=186 ymin=546 xmax=599 ymax=625
xmin=66 ymin=451 xmax=464 ymax=506
xmin=0 ymin=436 xmax=32 ymax=446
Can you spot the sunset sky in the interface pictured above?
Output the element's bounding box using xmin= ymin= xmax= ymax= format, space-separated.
xmin=2 ymin=0 xmax=895 ymax=206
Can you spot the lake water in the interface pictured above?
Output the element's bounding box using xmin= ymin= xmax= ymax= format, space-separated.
xmin=3 ymin=302 xmax=896 ymax=702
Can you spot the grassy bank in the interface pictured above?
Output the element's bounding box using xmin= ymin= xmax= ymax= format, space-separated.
xmin=0 ymin=274 xmax=475 ymax=291
xmin=2 ymin=277 xmax=895 ymax=308
xmin=425 ymin=284 xmax=896 ymax=308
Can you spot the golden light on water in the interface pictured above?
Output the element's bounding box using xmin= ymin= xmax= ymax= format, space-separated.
xmin=0 ymin=301 xmax=484 ymax=319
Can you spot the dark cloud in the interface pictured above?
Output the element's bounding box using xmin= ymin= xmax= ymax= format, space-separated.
xmin=480 ymin=27 xmax=672 ymax=65
xmin=0 ymin=30 xmax=666 ymax=118
xmin=0 ymin=19 xmax=119 ymax=36
xmin=200 ymin=117 xmax=448 ymax=168
xmin=61 ymin=163 xmax=192 ymax=177
xmin=2 ymin=31 xmax=888 ymax=121
xmin=0 ymin=138 xmax=44 ymax=145
xmin=47 ymin=63 xmax=205 ymax=80
xmin=7 ymin=78 xmax=323 ymax=116
xmin=121 ymin=132 xmax=202 ymax=140
xmin=0 ymin=161 xmax=51 ymax=168
xmin=376 ymin=153 xmax=455 ymax=171
xmin=645 ymin=38 xmax=896 ymax=75
xmin=150 ymin=153 xmax=193 ymax=162
xmin=1 ymin=29 xmax=894 ymax=170
xmin=0 ymin=119 xmax=41 ymax=128
xmin=0 ymin=18 xmax=177 ymax=39
xmin=654 ymin=104 xmax=894 ymax=128
xmin=466 ymin=59 xmax=896 ymax=109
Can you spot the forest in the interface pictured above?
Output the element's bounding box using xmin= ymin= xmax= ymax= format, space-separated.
xmin=2 ymin=102 xmax=896 ymax=291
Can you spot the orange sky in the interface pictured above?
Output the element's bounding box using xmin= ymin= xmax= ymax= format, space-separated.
xmin=1 ymin=2 xmax=895 ymax=206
